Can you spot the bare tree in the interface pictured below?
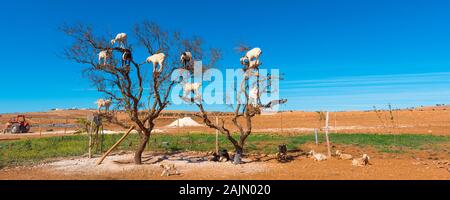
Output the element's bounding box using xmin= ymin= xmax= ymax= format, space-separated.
xmin=185 ymin=46 xmax=287 ymax=164
xmin=61 ymin=21 xmax=218 ymax=164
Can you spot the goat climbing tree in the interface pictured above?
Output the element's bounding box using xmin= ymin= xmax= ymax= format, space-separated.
xmin=185 ymin=46 xmax=287 ymax=164
xmin=62 ymin=21 xmax=220 ymax=164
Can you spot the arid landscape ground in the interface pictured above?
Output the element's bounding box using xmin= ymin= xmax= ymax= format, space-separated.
xmin=0 ymin=147 xmax=448 ymax=180
xmin=0 ymin=106 xmax=449 ymax=180
xmin=2 ymin=105 xmax=450 ymax=138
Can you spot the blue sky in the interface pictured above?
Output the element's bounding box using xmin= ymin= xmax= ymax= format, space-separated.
xmin=1 ymin=0 xmax=450 ymax=113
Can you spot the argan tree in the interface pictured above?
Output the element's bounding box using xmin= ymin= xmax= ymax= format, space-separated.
xmin=184 ymin=46 xmax=287 ymax=164
xmin=62 ymin=21 xmax=218 ymax=164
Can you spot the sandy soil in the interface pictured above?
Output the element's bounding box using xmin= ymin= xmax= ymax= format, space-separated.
xmin=0 ymin=150 xmax=448 ymax=180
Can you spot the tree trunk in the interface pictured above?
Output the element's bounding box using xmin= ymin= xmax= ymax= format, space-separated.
xmin=134 ymin=131 xmax=150 ymax=165
xmin=232 ymin=133 xmax=250 ymax=164
xmin=233 ymin=146 xmax=243 ymax=165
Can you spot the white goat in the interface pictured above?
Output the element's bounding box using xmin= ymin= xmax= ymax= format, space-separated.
xmin=111 ymin=33 xmax=127 ymax=48
xmin=98 ymin=50 xmax=112 ymax=65
xmin=352 ymin=154 xmax=370 ymax=166
xmin=308 ymin=150 xmax=328 ymax=161
xmin=95 ymin=98 xmax=112 ymax=113
xmin=336 ymin=150 xmax=353 ymax=160
xmin=180 ymin=51 xmax=193 ymax=67
xmin=182 ymin=82 xmax=202 ymax=99
xmin=241 ymin=47 xmax=262 ymax=69
xmin=146 ymin=53 xmax=166 ymax=73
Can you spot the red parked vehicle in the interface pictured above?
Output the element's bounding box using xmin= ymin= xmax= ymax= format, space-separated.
xmin=3 ymin=115 xmax=31 ymax=134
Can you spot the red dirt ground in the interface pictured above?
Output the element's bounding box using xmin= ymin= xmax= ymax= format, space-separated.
xmin=0 ymin=150 xmax=448 ymax=180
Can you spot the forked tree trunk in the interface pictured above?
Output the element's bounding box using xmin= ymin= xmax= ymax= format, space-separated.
xmin=134 ymin=131 xmax=151 ymax=165
xmin=233 ymin=133 xmax=249 ymax=164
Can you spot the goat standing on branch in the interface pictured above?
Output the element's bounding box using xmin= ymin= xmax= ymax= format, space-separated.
xmin=146 ymin=53 xmax=166 ymax=74
xmin=111 ymin=33 xmax=128 ymax=48
xmin=96 ymin=98 xmax=112 ymax=113
xmin=98 ymin=50 xmax=112 ymax=65
xmin=182 ymin=82 xmax=202 ymax=102
xmin=122 ymin=49 xmax=133 ymax=66
xmin=180 ymin=51 xmax=193 ymax=69
xmin=240 ymin=47 xmax=262 ymax=70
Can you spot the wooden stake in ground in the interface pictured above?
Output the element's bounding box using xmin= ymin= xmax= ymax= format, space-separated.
xmin=96 ymin=126 xmax=135 ymax=165
xmin=314 ymin=128 xmax=319 ymax=146
xmin=88 ymin=118 xmax=94 ymax=159
xmin=99 ymin=124 xmax=104 ymax=153
xmin=325 ymin=112 xmax=332 ymax=158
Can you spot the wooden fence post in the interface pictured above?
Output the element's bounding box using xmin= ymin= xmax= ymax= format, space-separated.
xmin=314 ymin=128 xmax=319 ymax=146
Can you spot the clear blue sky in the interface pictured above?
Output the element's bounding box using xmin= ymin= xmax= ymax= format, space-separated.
xmin=1 ymin=0 xmax=450 ymax=113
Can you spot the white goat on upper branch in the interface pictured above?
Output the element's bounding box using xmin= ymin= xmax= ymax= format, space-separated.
xmin=240 ymin=47 xmax=262 ymax=70
xmin=146 ymin=53 xmax=166 ymax=74
xmin=111 ymin=33 xmax=127 ymax=48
